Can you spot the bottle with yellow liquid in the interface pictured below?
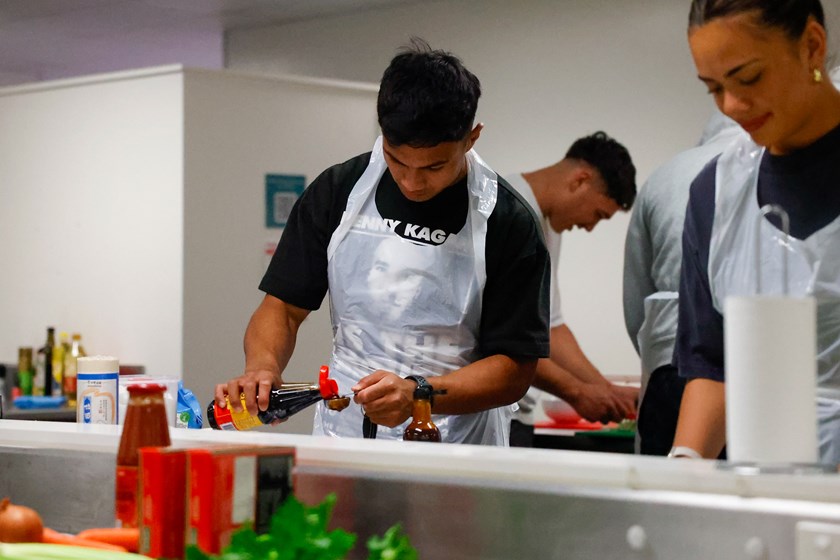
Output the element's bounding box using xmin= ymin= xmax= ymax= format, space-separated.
xmin=51 ymin=332 xmax=68 ymax=397
xmin=63 ymin=333 xmax=86 ymax=407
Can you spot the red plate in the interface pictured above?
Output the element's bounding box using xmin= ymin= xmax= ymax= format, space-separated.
xmin=535 ymin=419 xmax=605 ymax=431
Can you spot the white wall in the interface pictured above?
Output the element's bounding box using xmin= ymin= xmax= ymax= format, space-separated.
xmin=181 ymin=69 xmax=378 ymax=432
xmin=226 ymin=0 xmax=720 ymax=380
xmin=0 ymin=68 xmax=184 ymax=375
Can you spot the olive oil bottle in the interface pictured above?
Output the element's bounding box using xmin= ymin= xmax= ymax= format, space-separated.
xmin=63 ymin=333 xmax=86 ymax=407
xmin=34 ymin=327 xmax=55 ymax=396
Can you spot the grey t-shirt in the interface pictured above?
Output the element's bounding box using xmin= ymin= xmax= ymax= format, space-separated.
xmin=623 ymin=119 xmax=742 ymax=373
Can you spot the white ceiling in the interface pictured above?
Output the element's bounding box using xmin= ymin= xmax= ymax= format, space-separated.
xmin=0 ymin=0 xmax=415 ymax=86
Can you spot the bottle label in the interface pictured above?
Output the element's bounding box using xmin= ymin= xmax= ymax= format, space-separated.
xmin=63 ymin=375 xmax=77 ymax=399
xmin=34 ymin=355 xmax=45 ymax=396
xmin=115 ymin=465 xmax=139 ymax=528
xmin=77 ymin=372 xmax=118 ymax=424
xmin=212 ymin=395 xmax=263 ymax=431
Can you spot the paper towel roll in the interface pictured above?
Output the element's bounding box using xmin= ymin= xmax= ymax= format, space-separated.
xmin=724 ymin=296 xmax=818 ymax=463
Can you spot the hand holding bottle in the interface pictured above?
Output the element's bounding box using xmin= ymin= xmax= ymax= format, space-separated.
xmin=208 ymin=366 xmax=348 ymax=431
xmin=214 ymin=366 xmax=281 ymax=416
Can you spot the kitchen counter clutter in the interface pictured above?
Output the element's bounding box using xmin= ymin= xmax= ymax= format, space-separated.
xmin=1 ymin=419 xmax=840 ymax=559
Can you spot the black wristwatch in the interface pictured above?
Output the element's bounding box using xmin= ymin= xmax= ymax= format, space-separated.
xmin=405 ymin=375 xmax=435 ymax=405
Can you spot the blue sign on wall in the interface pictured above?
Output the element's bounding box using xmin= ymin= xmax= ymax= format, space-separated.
xmin=265 ymin=174 xmax=305 ymax=228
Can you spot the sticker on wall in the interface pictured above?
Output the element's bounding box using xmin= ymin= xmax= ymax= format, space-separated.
xmin=265 ymin=174 xmax=305 ymax=228
xmin=263 ymin=240 xmax=278 ymax=271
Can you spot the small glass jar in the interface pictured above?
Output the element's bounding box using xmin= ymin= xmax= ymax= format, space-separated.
xmin=115 ymin=383 xmax=170 ymax=527
xmin=403 ymin=385 xmax=441 ymax=442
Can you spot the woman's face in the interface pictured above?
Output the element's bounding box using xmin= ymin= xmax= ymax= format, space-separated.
xmin=688 ymin=13 xmax=821 ymax=154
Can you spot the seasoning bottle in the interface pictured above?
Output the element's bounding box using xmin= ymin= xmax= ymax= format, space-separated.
xmin=52 ymin=332 xmax=67 ymax=397
xmin=63 ymin=333 xmax=85 ymax=408
xmin=207 ymin=365 xmax=348 ymax=431
xmin=17 ymin=347 xmax=34 ymax=397
xmin=34 ymin=328 xmax=55 ymax=396
xmin=403 ymin=385 xmax=441 ymax=442
xmin=116 ymin=383 xmax=170 ymax=528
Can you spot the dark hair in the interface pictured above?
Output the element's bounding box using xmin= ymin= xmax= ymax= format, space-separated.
xmin=565 ymin=131 xmax=637 ymax=210
xmin=688 ymin=0 xmax=825 ymax=39
xmin=377 ymin=37 xmax=481 ymax=147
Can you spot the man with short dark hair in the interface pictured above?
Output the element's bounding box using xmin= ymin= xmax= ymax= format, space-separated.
xmin=215 ymin=39 xmax=550 ymax=445
xmin=506 ymin=132 xmax=639 ymax=446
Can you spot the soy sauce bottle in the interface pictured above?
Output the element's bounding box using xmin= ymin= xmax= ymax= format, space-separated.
xmin=403 ymin=385 xmax=440 ymax=442
xmin=207 ymin=383 xmax=324 ymax=430
xmin=207 ymin=366 xmax=348 ymax=431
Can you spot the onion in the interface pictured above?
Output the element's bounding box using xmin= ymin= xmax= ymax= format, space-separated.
xmin=0 ymin=498 xmax=43 ymax=543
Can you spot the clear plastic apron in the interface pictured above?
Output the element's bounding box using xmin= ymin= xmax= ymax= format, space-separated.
xmin=636 ymin=294 xmax=679 ymax=400
xmin=708 ymin=135 xmax=840 ymax=463
xmin=314 ymin=136 xmax=513 ymax=445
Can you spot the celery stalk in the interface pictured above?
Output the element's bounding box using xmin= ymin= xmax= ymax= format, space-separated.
xmin=0 ymin=543 xmax=153 ymax=560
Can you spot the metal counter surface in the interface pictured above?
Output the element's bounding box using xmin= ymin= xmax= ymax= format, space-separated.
xmin=1 ymin=419 xmax=840 ymax=559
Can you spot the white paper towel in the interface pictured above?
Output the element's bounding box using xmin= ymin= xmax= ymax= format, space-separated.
xmin=724 ymin=296 xmax=818 ymax=463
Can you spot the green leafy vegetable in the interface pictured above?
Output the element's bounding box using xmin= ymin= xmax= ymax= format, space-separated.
xmin=365 ymin=524 xmax=418 ymax=560
xmin=186 ymin=493 xmax=354 ymax=560
xmin=185 ymin=493 xmax=418 ymax=560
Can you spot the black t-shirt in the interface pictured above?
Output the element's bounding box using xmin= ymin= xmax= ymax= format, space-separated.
xmin=676 ymin=123 xmax=840 ymax=381
xmin=260 ymin=152 xmax=551 ymax=359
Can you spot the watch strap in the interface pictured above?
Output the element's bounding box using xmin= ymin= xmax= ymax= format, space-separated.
xmin=405 ymin=375 xmax=434 ymax=404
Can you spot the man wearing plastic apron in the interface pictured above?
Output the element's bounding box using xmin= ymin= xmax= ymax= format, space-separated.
xmin=706 ymin=134 xmax=840 ymax=464
xmin=316 ymin=137 xmax=511 ymax=444
xmin=623 ymin=112 xmax=741 ymax=455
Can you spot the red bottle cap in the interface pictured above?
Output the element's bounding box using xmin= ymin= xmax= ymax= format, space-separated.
xmin=126 ymin=383 xmax=166 ymax=394
xmin=318 ymin=365 xmax=339 ymax=399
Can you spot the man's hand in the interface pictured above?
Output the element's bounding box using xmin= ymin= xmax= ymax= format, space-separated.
xmin=352 ymin=370 xmax=416 ymax=428
xmin=566 ymin=382 xmax=638 ymax=424
xmin=611 ymin=384 xmax=639 ymax=416
xmin=213 ymin=295 xmax=307 ymax=421
xmin=214 ymin=368 xmax=282 ymax=417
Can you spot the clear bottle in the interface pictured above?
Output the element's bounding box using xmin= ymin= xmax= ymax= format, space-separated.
xmin=17 ymin=347 xmax=34 ymax=397
xmin=63 ymin=333 xmax=85 ymax=407
xmin=403 ymin=385 xmax=441 ymax=442
xmin=115 ymin=383 xmax=170 ymax=528
xmin=52 ymin=332 xmax=68 ymax=397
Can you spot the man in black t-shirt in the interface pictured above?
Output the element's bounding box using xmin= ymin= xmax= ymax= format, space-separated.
xmin=215 ymin=39 xmax=550 ymax=444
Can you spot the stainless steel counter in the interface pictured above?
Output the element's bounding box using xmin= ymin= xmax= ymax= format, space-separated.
xmin=1 ymin=419 xmax=839 ymax=559
xmin=2 ymin=406 xmax=77 ymax=422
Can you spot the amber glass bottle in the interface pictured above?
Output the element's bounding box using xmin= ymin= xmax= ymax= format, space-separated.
xmin=403 ymin=385 xmax=440 ymax=442
xmin=115 ymin=383 xmax=170 ymax=528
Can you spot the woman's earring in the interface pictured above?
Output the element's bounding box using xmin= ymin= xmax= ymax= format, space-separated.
xmin=813 ymin=68 xmax=823 ymax=83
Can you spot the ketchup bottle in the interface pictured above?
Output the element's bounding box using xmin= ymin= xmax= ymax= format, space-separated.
xmin=116 ymin=383 xmax=170 ymax=527
xmin=403 ymin=385 xmax=441 ymax=442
